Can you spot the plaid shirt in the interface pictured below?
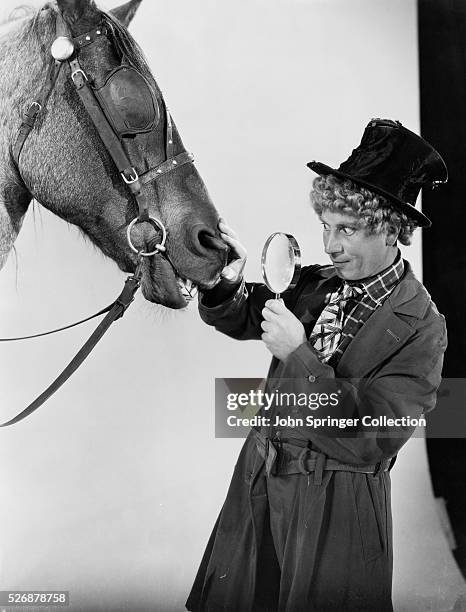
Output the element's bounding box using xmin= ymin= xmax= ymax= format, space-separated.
xmin=310 ymin=251 xmax=405 ymax=367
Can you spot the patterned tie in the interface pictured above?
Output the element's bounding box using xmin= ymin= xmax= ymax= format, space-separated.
xmin=310 ymin=283 xmax=364 ymax=362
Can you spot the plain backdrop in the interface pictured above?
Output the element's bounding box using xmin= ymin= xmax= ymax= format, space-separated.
xmin=0 ymin=0 xmax=464 ymax=610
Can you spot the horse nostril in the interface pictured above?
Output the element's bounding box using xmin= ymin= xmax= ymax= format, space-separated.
xmin=199 ymin=232 xmax=226 ymax=251
xmin=193 ymin=225 xmax=228 ymax=254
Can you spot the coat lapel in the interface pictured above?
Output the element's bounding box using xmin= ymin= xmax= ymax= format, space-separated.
xmin=336 ymin=301 xmax=416 ymax=378
xmin=329 ymin=262 xmax=430 ymax=379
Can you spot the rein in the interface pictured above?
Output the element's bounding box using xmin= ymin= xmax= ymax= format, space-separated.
xmin=3 ymin=9 xmax=194 ymax=427
xmin=0 ymin=264 xmax=142 ymax=428
xmin=0 ymin=305 xmax=113 ymax=341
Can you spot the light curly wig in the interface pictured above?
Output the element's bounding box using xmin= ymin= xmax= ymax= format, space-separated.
xmin=310 ymin=175 xmax=418 ymax=246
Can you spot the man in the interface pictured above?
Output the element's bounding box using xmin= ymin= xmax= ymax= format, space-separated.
xmin=186 ymin=119 xmax=448 ymax=611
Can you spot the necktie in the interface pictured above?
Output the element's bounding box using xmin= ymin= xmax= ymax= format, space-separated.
xmin=310 ymin=283 xmax=364 ymax=362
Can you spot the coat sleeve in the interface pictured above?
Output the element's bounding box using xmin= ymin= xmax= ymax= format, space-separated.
xmin=274 ymin=306 xmax=448 ymax=465
xmin=198 ymin=266 xmax=320 ymax=341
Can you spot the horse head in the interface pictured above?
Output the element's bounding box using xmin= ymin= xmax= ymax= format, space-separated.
xmin=0 ymin=0 xmax=227 ymax=308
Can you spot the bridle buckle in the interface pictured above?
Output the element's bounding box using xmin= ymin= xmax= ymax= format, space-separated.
xmin=121 ymin=168 xmax=139 ymax=184
xmin=30 ymin=101 xmax=42 ymax=113
xmin=71 ymin=68 xmax=88 ymax=84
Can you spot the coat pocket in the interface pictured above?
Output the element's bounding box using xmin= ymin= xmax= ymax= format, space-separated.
xmin=350 ymin=473 xmax=389 ymax=563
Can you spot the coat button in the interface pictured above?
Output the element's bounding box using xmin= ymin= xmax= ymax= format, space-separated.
xmin=308 ymin=374 xmax=316 ymax=383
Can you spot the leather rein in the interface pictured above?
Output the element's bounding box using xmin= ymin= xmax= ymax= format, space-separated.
xmin=2 ymin=10 xmax=193 ymax=427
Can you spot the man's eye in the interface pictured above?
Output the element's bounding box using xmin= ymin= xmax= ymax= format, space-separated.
xmin=322 ymin=224 xmax=330 ymax=231
xmin=341 ymin=227 xmax=355 ymax=235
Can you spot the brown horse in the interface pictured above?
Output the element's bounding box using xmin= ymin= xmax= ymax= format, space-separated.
xmin=0 ymin=0 xmax=226 ymax=308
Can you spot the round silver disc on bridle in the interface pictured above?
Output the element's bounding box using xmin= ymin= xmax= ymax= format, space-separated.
xmin=126 ymin=216 xmax=167 ymax=257
xmin=51 ymin=36 xmax=75 ymax=61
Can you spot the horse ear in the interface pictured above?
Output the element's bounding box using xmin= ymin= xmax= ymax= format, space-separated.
xmin=109 ymin=0 xmax=142 ymax=27
xmin=56 ymin=0 xmax=97 ymax=22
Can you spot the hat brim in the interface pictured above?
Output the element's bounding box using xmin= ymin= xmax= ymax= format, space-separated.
xmin=307 ymin=161 xmax=432 ymax=228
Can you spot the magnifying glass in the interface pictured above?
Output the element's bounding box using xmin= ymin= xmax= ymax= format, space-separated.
xmin=261 ymin=233 xmax=301 ymax=299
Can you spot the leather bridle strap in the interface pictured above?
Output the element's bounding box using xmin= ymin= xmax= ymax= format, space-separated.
xmin=0 ymin=271 xmax=141 ymax=428
xmin=139 ymin=151 xmax=194 ymax=185
xmin=67 ymin=55 xmax=194 ymax=220
xmin=67 ymin=56 xmax=152 ymax=219
xmin=12 ymin=59 xmax=63 ymax=166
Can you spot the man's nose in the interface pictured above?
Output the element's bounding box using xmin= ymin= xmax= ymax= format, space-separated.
xmin=324 ymin=231 xmax=343 ymax=254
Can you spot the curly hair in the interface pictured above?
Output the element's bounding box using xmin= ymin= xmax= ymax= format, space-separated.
xmin=310 ymin=175 xmax=418 ymax=246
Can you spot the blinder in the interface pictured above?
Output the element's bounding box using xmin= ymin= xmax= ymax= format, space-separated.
xmin=93 ymin=64 xmax=160 ymax=137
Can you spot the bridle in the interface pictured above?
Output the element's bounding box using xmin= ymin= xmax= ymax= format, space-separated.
xmin=13 ymin=9 xmax=193 ymax=257
xmin=2 ymin=9 xmax=196 ymax=427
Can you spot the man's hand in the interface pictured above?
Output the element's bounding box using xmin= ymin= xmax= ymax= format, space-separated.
xmin=261 ymin=299 xmax=307 ymax=360
xmin=218 ymin=219 xmax=247 ymax=284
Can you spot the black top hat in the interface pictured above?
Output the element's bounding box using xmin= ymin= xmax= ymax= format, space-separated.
xmin=307 ymin=118 xmax=448 ymax=227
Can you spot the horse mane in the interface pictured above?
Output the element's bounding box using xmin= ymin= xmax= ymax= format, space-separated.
xmin=101 ymin=11 xmax=151 ymax=77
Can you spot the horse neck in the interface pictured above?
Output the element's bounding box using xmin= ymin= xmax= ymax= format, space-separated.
xmin=0 ymin=12 xmax=53 ymax=269
xmin=0 ymin=14 xmax=54 ymax=142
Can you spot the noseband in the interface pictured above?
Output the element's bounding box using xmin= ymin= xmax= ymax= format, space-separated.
xmin=12 ymin=9 xmax=194 ymax=257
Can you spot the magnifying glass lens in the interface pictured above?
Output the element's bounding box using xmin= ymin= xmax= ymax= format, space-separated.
xmin=261 ymin=233 xmax=301 ymax=297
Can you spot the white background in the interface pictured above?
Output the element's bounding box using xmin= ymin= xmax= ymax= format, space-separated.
xmin=0 ymin=0 xmax=464 ymax=610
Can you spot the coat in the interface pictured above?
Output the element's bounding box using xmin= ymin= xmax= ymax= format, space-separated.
xmin=186 ymin=261 xmax=447 ymax=612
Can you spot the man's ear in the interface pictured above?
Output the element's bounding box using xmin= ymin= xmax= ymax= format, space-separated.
xmin=386 ymin=224 xmax=400 ymax=246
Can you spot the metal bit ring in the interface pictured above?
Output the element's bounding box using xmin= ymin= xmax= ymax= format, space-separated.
xmin=126 ymin=216 xmax=167 ymax=257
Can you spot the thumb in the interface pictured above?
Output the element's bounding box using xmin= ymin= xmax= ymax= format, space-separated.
xmin=221 ymin=267 xmax=236 ymax=281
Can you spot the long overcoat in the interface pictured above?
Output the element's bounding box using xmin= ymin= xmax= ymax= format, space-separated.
xmin=187 ymin=262 xmax=447 ymax=612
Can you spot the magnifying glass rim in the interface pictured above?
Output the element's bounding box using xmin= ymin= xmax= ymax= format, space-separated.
xmin=261 ymin=232 xmax=302 ymax=294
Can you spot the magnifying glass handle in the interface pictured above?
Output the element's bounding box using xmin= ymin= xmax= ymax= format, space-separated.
xmin=275 ymin=293 xmax=280 ymax=300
